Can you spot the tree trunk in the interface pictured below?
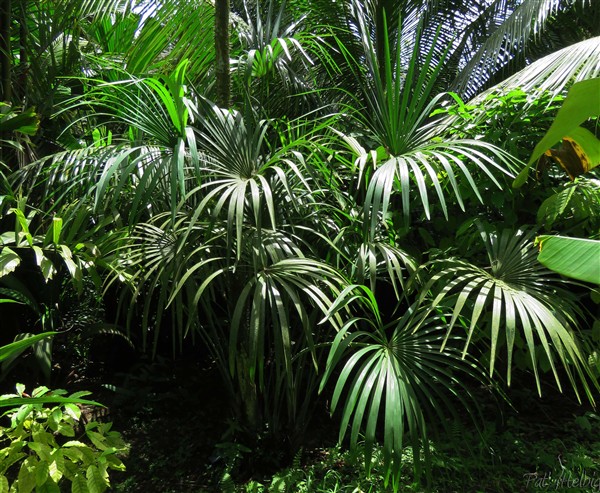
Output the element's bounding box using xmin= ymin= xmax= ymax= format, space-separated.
xmin=0 ymin=0 xmax=11 ymax=102
xmin=214 ymin=0 xmax=230 ymax=109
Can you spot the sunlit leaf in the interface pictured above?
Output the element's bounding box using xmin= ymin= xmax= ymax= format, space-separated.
xmin=537 ymin=235 xmax=600 ymax=284
xmin=0 ymin=247 xmax=21 ymax=277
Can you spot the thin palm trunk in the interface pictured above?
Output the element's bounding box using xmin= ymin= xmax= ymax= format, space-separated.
xmin=0 ymin=0 xmax=11 ymax=102
xmin=215 ymin=0 xmax=230 ymax=108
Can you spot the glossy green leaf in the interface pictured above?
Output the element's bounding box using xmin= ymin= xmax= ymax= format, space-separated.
xmin=18 ymin=457 xmax=37 ymax=493
xmin=35 ymin=460 xmax=50 ymax=487
xmin=0 ymin=475 xmax=8 ymax=493
xmin=514 ymin=78 xmax=600 ymax=187
xmin=71 ymin=474 xmax=89 ymax=493
xmin=537 ymin=235 xmax=600 ymax=284
xmin=566 ymin=126 xmax=600 ymax=169
xmin=86 ymin=464 xmax=107 ymax=493
xmin=0 ymin=108 xmax=40 ymax=135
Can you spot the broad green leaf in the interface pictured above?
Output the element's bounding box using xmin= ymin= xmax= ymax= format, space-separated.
xmin=49 ymin=450 xmax=64 ymax=483
xmin=40 ymin=256 xmax=57 ymax=282
xmin=71 ymin=474 xmax=88 ymax=493
xmin=57 ymin=422 xmax=76 ymax=437
xmin=0 ymin=247 xmax=20 ymax=277
xmin=35 ymin=460 xmax=49 ymax=487
xmin=0 ymin=108 xmax=39 ymax=135
xmin=567 ymin=127 xmax=600 ymax=170
xmin=64 ymin=404 xmax=83 ymax=420
xmin=18 ymin=457 xmax=37 ymax=493
xmin=36 ymin=479 xmax=60 ymax=493
xmin=0 ymin=475 xmax=8 ymax=493
xmin=86 ymin=465 xmax=107 ymax=493
xmin=537 ymin=236 xmax=600 ymax=284
xmin=515 ymin=78 xmax=600 ymax=187
xmin=27 ymin=442 xmax=52 ymax=461
xmin=48 ymin=408 xmax=62 ymax=431
xmin=85 ymin=431 xmax=108 ymax=451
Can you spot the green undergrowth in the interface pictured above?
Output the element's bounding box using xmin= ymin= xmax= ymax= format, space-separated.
xmin=106 ymin=358 xmax=600 ymax=493
xmin=230 ymin=410 xmax=600 ymax=493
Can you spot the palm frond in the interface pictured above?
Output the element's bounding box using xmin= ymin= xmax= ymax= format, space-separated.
xmin=230 ymin=256 xmax=345 ymax=387
xmin=419 ymin=227 xmax=597 ymax=404
xmin=195 ymin=103 xmax=320 ymax=259
xmin=329 ymin=7 xmax=519 ymax=229
xmin=230 ymin=0 xmax=324 ymax=118
xmin=52 ymin=61 xmax=198 ymax=221
xmin=354 ymin=240 xmax=417 ymax=299
xmin=453 ymin=0 xmax=594 ymax=97
xmin=467 ymin=35 xmax=600 ymax=105
xmin=363 ymin=139 xmax=518 ymax=233
xmin=320 ymin=285 xmax=485 ymax=487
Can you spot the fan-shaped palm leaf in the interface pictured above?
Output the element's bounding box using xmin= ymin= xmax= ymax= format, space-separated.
xmin=53 ymin=60 xmax=198 ymax=221
xmin=230 ymin=0 xmax=324 ymax=118
xmin=229 ymin=255 xmax=345 ymax=387
xmin=333 ymin=8 xmax=519 ymax=231
xmin=320 ymin=285 xmax=485 ymax=488
xmin=363 ymin=139 xmax=518 ymax=233
xmin=419 ymin=227 xmax=597 ymax=403
xmin=105 ymin=211 xmax=225 ymax=357
xmin=194 ymin=103 xmax=318 ymax=259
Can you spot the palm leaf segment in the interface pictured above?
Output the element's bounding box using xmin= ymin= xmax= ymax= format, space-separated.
xmin=235 ymin=0 xmax=313 ymax=80
xmin=468 ymin=35 xmax=600 ymax=105
xmin=421 ymin=227 xmax=597 ymax=404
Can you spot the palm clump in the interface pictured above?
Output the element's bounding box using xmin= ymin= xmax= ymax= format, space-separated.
xmin=1 ymin=0 xmax=599 ymax=489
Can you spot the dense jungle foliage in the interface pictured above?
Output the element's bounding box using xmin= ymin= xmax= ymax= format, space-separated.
xmin=0 ymin=0 xmax=599 ymax=491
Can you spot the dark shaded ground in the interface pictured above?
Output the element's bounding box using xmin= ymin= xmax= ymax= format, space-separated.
xmin=87 ymin=352 xmax=600 ymax=493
